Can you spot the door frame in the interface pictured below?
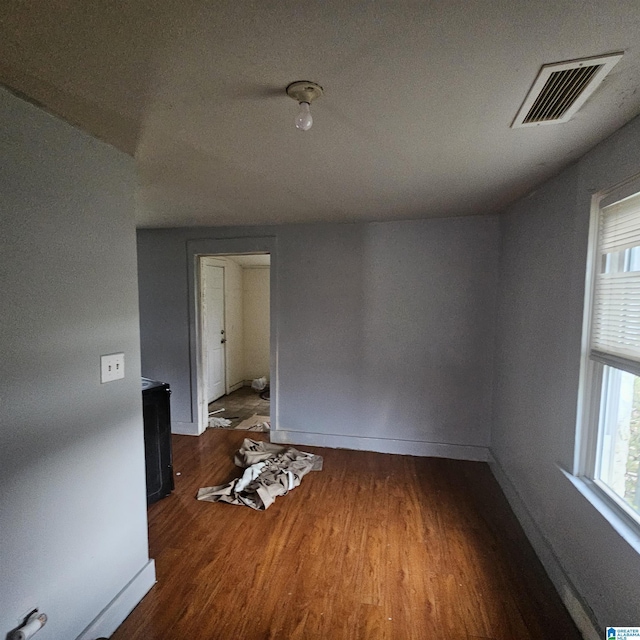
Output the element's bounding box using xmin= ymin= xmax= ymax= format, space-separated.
xmin=187 ymin=237 xmax=277 ymax=436
xmin=199 ymin=257 xmax=227 ymax=404
xmin=199 ymin=255 xmax=246 ymax=400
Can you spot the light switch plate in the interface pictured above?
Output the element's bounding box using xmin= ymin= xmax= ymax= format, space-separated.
xmin=101 ymin=353 xmax=125 ymax=383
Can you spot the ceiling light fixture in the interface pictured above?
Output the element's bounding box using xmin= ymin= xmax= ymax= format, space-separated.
xmin=286 ymin=81 xmax=323 ymax=131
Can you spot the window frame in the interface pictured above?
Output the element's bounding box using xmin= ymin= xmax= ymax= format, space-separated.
xmin=575 ymin=174 xmax=640 ymax=532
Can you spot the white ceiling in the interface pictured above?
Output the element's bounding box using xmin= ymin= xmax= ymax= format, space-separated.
xmin=225 ymin=254 xmax=271 ymax=268
xmin=2 ymin=1 xmax=640 ymax=228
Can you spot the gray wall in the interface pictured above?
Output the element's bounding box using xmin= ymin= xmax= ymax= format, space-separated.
xmin=137 ymin=215 xmax=499 ymax=456
xmin=492 ymin=114 xmax=640 ymax=629
xmin=0 ymin=88 xmax=151 ymax=638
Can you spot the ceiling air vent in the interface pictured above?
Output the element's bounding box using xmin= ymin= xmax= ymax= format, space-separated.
xmin=512 ymin=53 xmax=623 ymax=128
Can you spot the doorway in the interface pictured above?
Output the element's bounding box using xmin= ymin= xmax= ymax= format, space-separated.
xmin=198 ymin=253 xmax=271 ymax=430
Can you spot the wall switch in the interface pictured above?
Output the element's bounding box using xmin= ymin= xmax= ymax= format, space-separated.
xmin=101 ymin=353 xmax=125 ymax=383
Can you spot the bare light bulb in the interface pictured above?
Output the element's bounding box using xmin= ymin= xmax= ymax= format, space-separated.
xmin=295 ymin=101 xmax=313 ymax=131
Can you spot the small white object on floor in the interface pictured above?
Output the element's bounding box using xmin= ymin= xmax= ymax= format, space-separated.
xmin=251 ymin=376 xmax=267 ymax=391
xmin=209 ymin=417 xmax=232 ymax=428
xmin=208 ymin=408 xmax=225 ymax=415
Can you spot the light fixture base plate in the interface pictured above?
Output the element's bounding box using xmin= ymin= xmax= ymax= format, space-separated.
xmin=286 ymin=81 xmax=323 ymax=103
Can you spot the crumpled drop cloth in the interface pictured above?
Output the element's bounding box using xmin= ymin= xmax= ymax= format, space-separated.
xmin=196 ymin=438 xmax=323 ymax=511
xmin=208 ymin=416 xmax=232 ymax=428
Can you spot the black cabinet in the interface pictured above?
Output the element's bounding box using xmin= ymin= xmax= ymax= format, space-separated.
xmin=142 ymin=378 xmax=174 ymax=506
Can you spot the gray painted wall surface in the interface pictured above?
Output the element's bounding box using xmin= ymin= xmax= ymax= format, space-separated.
xmin=137 ymin=216 xmax=499 ymax=449
xmin=492 ymin=115 xmax=640 ymax=627
xmin=0 ymin=88 xmax=150 ymax=638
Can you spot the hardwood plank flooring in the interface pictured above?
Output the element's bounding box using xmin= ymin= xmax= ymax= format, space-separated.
xmin=111 ymin=429 xmax=581 ymax=640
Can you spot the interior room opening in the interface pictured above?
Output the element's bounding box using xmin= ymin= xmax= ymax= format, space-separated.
xmin=199 ymin=253 xmax=271 ymax=433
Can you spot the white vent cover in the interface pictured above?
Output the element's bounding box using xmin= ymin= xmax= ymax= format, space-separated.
xmin=512 ymin=53 xmax=623 ymax=128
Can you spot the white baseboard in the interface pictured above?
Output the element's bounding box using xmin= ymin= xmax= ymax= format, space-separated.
xmin=270 ymin=429 xmax=489 ymax=461
xmin=171 ymin=421 xmax=200 ymax=436
xmin=76 ymin=559 xmax=156 ymax=640
xmin=227 ymin=381 xmax=244 ymax=393
xmin=489 ymin=455 xmax=600 ymax=640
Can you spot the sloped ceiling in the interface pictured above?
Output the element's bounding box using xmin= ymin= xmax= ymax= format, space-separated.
xmin=1 ymin=1 xmax=640 ymax=228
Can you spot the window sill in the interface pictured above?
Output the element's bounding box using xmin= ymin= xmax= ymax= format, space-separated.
xmin=559 ymin=466 xmax=640 ymax=555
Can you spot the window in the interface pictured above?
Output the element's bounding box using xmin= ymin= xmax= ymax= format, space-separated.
xmin=578 ymin=179 xmax=640 ymax=526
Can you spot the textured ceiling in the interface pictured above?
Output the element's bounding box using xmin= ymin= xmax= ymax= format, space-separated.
xmin=1 ymin=1 xmax=640 ymax=228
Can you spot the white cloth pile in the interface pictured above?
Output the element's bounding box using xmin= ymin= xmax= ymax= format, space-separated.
xmin=208 ymin=416 xmax=232 ymax=428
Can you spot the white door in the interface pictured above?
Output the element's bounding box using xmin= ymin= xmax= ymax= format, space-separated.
xmin=202 ymin=263 xmax=225 ymax=403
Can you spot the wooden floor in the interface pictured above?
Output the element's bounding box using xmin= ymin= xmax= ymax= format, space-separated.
xmin=112 ymin=429 xmax=581 ymax=640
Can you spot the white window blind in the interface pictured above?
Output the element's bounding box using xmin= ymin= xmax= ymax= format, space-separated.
xmin=592 ymin=191 xmax=640 ymax=363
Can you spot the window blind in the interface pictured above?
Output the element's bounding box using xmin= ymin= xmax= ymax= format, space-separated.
xmin=592 ymin=191 xmax=640 ymax=363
